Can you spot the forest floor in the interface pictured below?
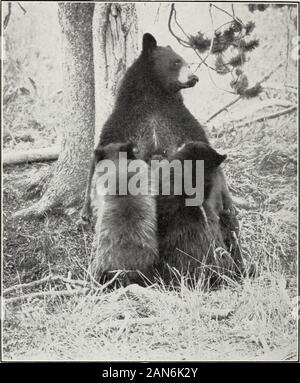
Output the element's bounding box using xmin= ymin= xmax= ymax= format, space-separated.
xmin=3 ymin=103 xmax=298 ymax=361
xmin=3 ymin=4 xmax=298 ymax=361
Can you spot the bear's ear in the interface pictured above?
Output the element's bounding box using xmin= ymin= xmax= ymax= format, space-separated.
xmin=142 ymin=33 xmax=157 ymax=53
xmin=215 ymin=152 xmax=227 ymax=166
xmin=94 ymin=147 xmax=105 ymax=163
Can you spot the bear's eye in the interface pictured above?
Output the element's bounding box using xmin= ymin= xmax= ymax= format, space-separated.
xmin=174 ymin=59 xmax=182 ymax=67
xmin=132 ymin=146 xmax=139 ymax=155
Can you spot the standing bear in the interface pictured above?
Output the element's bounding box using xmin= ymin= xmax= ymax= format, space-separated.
xmin=82 ymin=33 xmax=242 ymax=283
xmin=81 ymin=32 xmax=206 ymax=218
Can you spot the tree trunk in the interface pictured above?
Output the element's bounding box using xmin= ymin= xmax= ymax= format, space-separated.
xmin=14 ymin=3 xmax=95 ymax=218
xmin=93 ymin=2 xmax=139 ymax=139
xmin=14 ymin=3 xmax=139 ymax=219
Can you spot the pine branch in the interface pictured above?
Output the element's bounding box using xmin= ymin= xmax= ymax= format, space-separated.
xmin=239 ymin=39 xmax=259 ymax=52
xmin=189 ymin=33 xmax=211 ymax=53
xmin=3 ymin=275 xmax=88 ymax=296
xmin=206 ymin=96 xmax=242 ymax=123
xmin=211 ymin=3 xmax=245 ymax=28
xmin=4 ymin=2 xmax=26 ymax=30
xmin=4 ymin=288 xmax=89 ymax=304
xmin=233 ymin=105 xmax=296 ymax=128
xmin=228 ymin=52 xmax=246 ymax=67
xmin=205 ymin=61 xmax=285 ymax=123
xmin=4 ymin=270 xmax=126 ymax=305
xmin=231 ymin=99 xmax=293 ymax=121
xmin=17 ymin=2 xmax=26 ymax=14
xmin=168 ymin=3 xmax=190 ymax=48
xmin=4 ymin=2 xmax=12 ymax=29
xmin=259 ymin=61 xmax=284 ymax=83
xmin=215 ymin=55 xmax=230 ymax=75
xmin=204 ymin=4 xmax=216 ymax=62
xmin=245 ymin=21 xmax=255 ymax=35
xmin=168 ymin=3 xmax=216 ymax=72
xmin=242 ymin=83 xmax=262 ymax=98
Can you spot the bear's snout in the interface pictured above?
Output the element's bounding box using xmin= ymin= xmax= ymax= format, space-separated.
xmin=177 ymin=66 xmax=199 ymax=90
xmin=188 ymin=74 xmax=199 ymax=86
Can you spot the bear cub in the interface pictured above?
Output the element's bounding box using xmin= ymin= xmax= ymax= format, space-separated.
xmin=90 ymin=142 xmax=158 ymax=286
xmin=157 ymin=142 xmax=245 ymax=287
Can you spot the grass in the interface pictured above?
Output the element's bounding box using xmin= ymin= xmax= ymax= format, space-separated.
xmin=2 ymin=275 xmax=297 ymax=361
xmin=3 ymin=164 xmax=94 ymax=287
xmin=3 ymin=110 xmax=298 ymax=361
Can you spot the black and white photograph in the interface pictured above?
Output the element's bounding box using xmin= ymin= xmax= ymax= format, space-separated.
xmin=2 ymin=1 xmax=299 ymax=362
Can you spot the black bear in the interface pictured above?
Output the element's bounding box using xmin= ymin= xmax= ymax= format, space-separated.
xmin=81 ymin=32 xmax=211 ymax=219
xmin=90 ymin=142 xmax=158 ymax=286
xmin=156 ymin=142 xmax=245 ymax=287
xmin=81 ymin=33 xmax=242 ymax=284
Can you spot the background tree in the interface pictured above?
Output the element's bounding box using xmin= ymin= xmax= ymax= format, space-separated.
xmin=93 ymin=3 xmax=139 ymax=138
xmin=14 ymin=2 xmax=139 ymax=218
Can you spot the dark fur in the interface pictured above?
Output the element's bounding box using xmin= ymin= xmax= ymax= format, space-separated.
xmin=157 ymin=142 xmax=245 ymax=287
xmin=90 ymin=143 xmax=158 ymax=286
xmin=81 ymin=33 xmax=207 ymax=220
xmin=99 ymin=39 xmax=205 ymax=154
xmin=82 ymin=34 xmax=236 ymax=225
xmin=82 ymin=33 xmax=242 ymax=285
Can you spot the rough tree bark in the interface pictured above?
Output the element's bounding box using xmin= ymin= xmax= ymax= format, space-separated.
xmin=14 ymin=2 xmax=139 ymax=219
xmin=93 ymin=2 xmax=139 ymax=139
xmin=14 ymin=3 xmax=95 ymax=218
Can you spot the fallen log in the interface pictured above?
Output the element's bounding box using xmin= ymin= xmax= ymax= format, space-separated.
xmin=3 ymin=146 xmax=60 ymax=166
xmin=233 ymin=105 xmax=296 ymax=129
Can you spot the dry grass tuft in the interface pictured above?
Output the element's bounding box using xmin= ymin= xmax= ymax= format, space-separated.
xmin=3 ymin=274 xmax=297 ymax=361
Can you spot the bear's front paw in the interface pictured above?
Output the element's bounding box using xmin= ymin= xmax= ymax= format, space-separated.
xmin=77 ymin=216 xmax=90 ymax=228
xmin=79 ymin=206 xmax=92 ymax=226
xmin=222 ymin=206 xmax=237 ymax=217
